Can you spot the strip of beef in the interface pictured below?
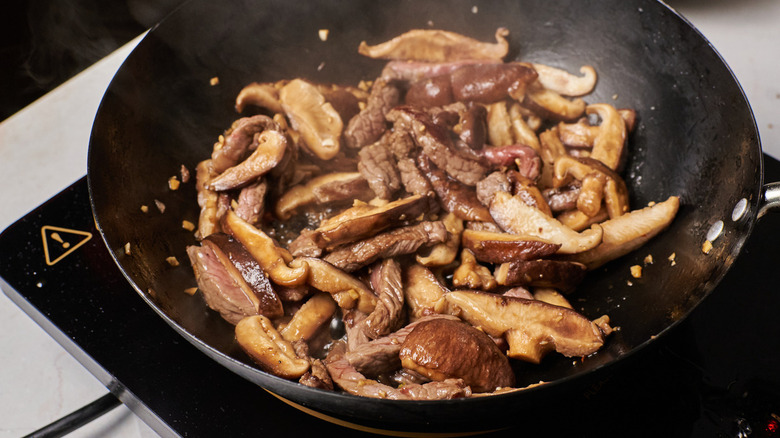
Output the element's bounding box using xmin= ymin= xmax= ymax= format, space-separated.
xmin=288 ymin=229 xmax=323 ymax=258
xmin=543 ymin=182 xmax=582 ymax=213
xmin=380 ymin=59 xmax=497 ymax=82
xmin=479 ymin=144 xmax=542 ymax=182
xmin=358 ymin=142 xmax=401 ymax=200
xmin=211 ymin=115 xmax=280 ymax=173
xmin=363 ymin=258 xmax=406 ymax=339
xmin=417 ymin=154 xmax=493 ymax=222
xmin=476 ymin=170 xmax=512 ymax=207
xmin=346 ymin=314 xmax=459 ymax=376
xmin=387 ymin=106 xmax=488 ymax=186
xmin=344 ymin=78 xmax=402 ymax=149
xmin=293 ymin=340 xmax=334 ymax=390
xmin=322 ymin=221 xmax=448 ymax=272
xmin=325 ymin=341 xmax=470 ymax=400
xmin=234 ymin=179 xmax=267 ymax=225
xmin=397 ymin=157 xmax=433 ymax=196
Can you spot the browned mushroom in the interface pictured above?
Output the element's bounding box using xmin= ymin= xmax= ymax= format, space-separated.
xmin=452 ymin=249 xmax=498 ymax=290
xmin=309 ymin=194 xmax=438 ymax=249
xmin=292 ymin=257 xmax=377 ymax=314
xmin=209 ymin=129 xmax=289 ymax=191
xmin=586 ymin=103 xmax=627 ymax=171
xmin=553 ymin=156 xmax=629 ymax=219
xmin=493 ymin=259 xmax=587 ymax=293
xmin=399 ymin=317 xmax=515 ymax=392
xmin=235 ymin=315 xmax=310 ymax=379
xmin=403 ymin=263 xmax=451 ymax=321
xmin=460 ymin=229 xmax=560 ymax=264
xmin=222 ymin=210 xmax=309 ymax=287
xmin=445 ymin=290 xmax=611 ymax=363
xmin=274 ymin=172 xmax=373 ymax=220
xmin=358 ymin=27 xmax=510 ymax=62
xmin=560 ymin=195 xmax=680 ymax=270
xmin=235 ymin=81 xmax=286 ymax=114
xmin=531 ymin=63 xmax=597 ymax=97
xmin=522 ymin=82 xmax=587 ymax=122
xmin=279 ymin=293 xmax=337 ymax=343
xmin=279 ymin=79 xmax=343 ymax=160
xmin=489 ymin=191 xmax=603 ymax=254
xmin=416 ymin=212 xmax=464 ymax=267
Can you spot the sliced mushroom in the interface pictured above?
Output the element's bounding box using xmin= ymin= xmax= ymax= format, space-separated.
xmin=560 ymin=195 xmax=680 ymax=270
xmin=532 ymin=288 xmax=573 ymax=309
xmin=489 ymin=191 xmax=603 ymax=254
xmin=531 ymin=64 xmax=597 ymax=97
xmin=209 ymin=129 xmax=288 ymax=191
xmin=537 ymin=127 xmax=568 ymax=189
xmin=494 ymin=259 xmax=587 ymax=293
xmin=452 ymin=249 xmax=498 ymax=290
xmin=403 ymin=263 xmax=451 ymax=321
xmin=522 ymin=83 xmax=587 ymax=122
xmin=279 ymin=79 xmax=343 ymax=160
xmin=399 ymin=317 xmax=515 ymax=392
xmin=235 ymin=315 xmax=310 ymax=379
xmin=461 ymin=228 xmax=561 ymax=263
xmin=274 ymin=172 xmax=373 ymax=220
xmin=235 ymin=81 xmax=286 ymax=114
xmin=486 ymin=101 xmax=514 ymax=147
xmin=557 ymin=206 xmax=610 ymax=232
xmin=445 ymin=290 xmax=610 ymax=363
xmin=223 ymin=210 xmax=309 ymax=287
xmin=416 ymin=212 xmax=464 ymax=267
xmin=280 ymin=293 xmax=337 ymax=343
xmin=509 ymin=102 xmax=540 ymax=151
xmin=293 ymin=257 xmax=377 ymax=314
xmin=358 ymin=27 xmax=510 ymax=62
xmin=553 ymin=156 xmax=629 ymax=219
xmin=310 ymin=194 xmax=437 ymax=249
xmin=195 ymin=159 xmax=221 ymax=239
xmin=586 ymin=103 xmax=627 ymax=171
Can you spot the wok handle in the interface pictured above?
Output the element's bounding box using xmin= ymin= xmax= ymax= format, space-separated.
xmin=758 ymin=182 xmax=780 ymax=218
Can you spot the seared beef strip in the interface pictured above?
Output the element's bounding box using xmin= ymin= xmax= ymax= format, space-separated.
xmin=211 ymin=114 xmax=280 ymax=173
xmin=358 ymin=142 xmax=402 ymax=200
xmin=397 ymin=157 xmax=433 ymax=196
xmin=234 ymin=179 xmax=268 ymax=225
xmin=322 ymin=221 xmax=448 ymax=272
xmin=344 ymin=78 xmax=402 ymax=149
xmin=416 ymin=154 xmax=493 ymax=222
xmin=387 ymin=106 xmax=489 ymax=186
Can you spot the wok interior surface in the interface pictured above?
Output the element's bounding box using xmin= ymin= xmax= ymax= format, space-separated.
xmin=88 ymin=0 xmax=761 ymax=431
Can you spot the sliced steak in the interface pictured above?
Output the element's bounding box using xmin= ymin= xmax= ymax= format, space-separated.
xmin=211 ymin=114 xmax=280 ymax=173
xmin=234 ymin=179 xmax=267 ymax=225
xmin=322 ymin=221 xmax=448 ymax=272
xmin=344 ymin=78 xmax=402 ymax=149
xmin=358 ymin=142 xmax=401 ymax=200
xmin=397 ymin=157 xmax=433 ymax=196
xmin=363 ymin=258 xmax=406 ymax=339
xmin=476 ymin=170 xmax=512 ymax=207
xmin=387 ymin=106 xmax=488 ymax=186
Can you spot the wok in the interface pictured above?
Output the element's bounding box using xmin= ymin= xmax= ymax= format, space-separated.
xmin=87 ymin=0 xmax=779 ymax=433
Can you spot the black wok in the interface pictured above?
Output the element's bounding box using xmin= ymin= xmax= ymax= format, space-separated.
xmin=87 ymin=0 xmax=778 ymax=434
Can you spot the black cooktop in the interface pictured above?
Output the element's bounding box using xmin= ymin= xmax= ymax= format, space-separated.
xmin=2 ymin=158 xmax=780 ymax=437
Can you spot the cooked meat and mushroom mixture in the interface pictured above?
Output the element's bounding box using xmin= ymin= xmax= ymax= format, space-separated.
xmin=185 ymin=28 xmax=679 ymax=399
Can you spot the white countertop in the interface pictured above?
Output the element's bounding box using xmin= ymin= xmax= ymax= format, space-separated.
xmin=1 ymin=3 xmax=778 ymax=436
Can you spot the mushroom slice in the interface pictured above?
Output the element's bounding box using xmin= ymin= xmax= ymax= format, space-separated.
xmin=452 ymin=249 xmax=498 ymax=290
xmin=522 ymin=83 xmax=587 ymax=122
xmin=195 ymin=159 xmax=221 ymax=239
xmin=222 ymin=210 xmax=309 ymax=287
xmin=486 ymin=101 xmax=514 ymax=147
xmin=509 ymin=102 xmax=540 ymax=151
xmin=494 ymin=259 xmax=587 ymax=294
xmin=358 ymin=28 xmax=510 ymax=62
xmin=279 ymin=293 xmax=337 ymax=343
xmin=400 ymin=317 xmax=515 ymax=393
xmin=531 ymin=64 xmax=598 ymax=97
xmin=235 ymin=81 xmax=286 ymax=114
xmin=279 ymin=79 xmax=343 ymax=160
xmin=461 ymin=229 xmax=561 ymax=264
xmin=553 ymin=156 xmax=629 ymax=219
xmin=586 ymin=103 xmax=627 ymax=171
xmin=532 ymin=288 xmax=573 ymax=309
xmin=311 ymin=194 xmax=437 ymax=249
xmin=293 ymin=257 xmax=377 ymax=314
xmin=236 ymin=315 xmax=310 ymax=379
xmin=416 ymin=212 xmax=463 ymax=267
xmin=445 ymin=290 xmax=610 ymax=363
xmin=489 ymin=191 xmax=603 ymax=254
xmin=561 ymin=195 xmax=680 ymax=270
xmin=557 ymin=207 xmax=610 ymax=232
xmin=209 ymin=129 xmax=288 ymax=191
xmin=403 ymin=264 xmax=451 ymax=321
xmin=558 ymin=118 xmax=599 ymax=148
xmin=274 ymin=172 xmax=372 ymax=220
xmin=537 ymin=127 xmax=568 ymax=189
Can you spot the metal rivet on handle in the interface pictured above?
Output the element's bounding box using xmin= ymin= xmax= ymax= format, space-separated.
xmin=731 ymin=198 xmax=748 ymax=221
xmin=706 ymin=220 xmax=724 ymax=242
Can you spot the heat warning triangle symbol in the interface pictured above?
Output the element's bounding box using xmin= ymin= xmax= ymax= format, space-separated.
xmin=41 ymin=226 xmax=93 ymax=266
